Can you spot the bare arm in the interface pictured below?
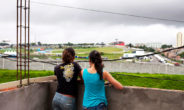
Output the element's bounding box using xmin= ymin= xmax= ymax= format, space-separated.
xmin=78 ymin=70 xmax=84 ymax=84
xmin=103 ymin=71 xmax=123 ymax=90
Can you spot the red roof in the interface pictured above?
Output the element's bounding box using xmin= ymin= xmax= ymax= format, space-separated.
xmin=116 ymin=42 xmax=125 ymax=46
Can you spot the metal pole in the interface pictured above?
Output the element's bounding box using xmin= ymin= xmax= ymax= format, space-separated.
xmin=16 ymin=0 xmax=19 ymax=80
xmin=19 ymin=0 xmax=23 ymax=86
xmin=27 ymin=0 xmax=30 ymax=85
xmin=24 ymin=0 xmax=27 ymax=78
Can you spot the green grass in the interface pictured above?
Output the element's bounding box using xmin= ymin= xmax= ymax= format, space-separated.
xmin=50 ymin=54 xmax=122 ymax=60
xmin=0 ymin=49 xmax=6 ymax=54
xmin=102 ymin=53 xmax=122 ymax=59
xmin=52 ymin=47 xmax=123 ymax=54
xmin=1 ymin=69 xmax=183 ymax=91
xmin=112 ymin=72 xmax=184 ymax=91
xmin=0 ymin=69 xmax=53 ymax=84
xmin=76 ymin=53 xmax=122 ymax=59
xmin=51 ymin=47 xmax=123 ymax=60
xmin=51 ymin=49 xmax=63 ymax=53
xmin=75 ymin=47 xmax=123 ymax=54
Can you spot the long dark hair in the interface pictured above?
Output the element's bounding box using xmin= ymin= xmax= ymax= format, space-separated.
xmin=62 ymin=48 xmax=75 ymax=63
xmin=89 ymin=50 xmax=104 ymax=80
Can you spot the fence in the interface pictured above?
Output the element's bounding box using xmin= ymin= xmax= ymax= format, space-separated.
xmin=0 ymin=58 xmax=184 ymax=74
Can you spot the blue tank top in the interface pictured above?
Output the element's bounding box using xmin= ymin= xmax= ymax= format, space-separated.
xmin=82 ymin=68 xmax=107 ymax=107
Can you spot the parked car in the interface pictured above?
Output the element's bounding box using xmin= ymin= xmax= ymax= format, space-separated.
xmin=174 ymin=63 xmax=180 ymax=66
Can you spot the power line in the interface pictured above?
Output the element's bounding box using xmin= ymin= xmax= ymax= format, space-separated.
xmin=31 ymin=1 xmax=184 ymax=23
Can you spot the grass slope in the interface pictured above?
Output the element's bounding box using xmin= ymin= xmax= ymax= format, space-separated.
xmin=0 ymin=69 xmax=183 ymax=91
xmin=112 ymin=72 xmax=184 ymax=90
xmin=0 ymin=69 xmax=53 ymax=83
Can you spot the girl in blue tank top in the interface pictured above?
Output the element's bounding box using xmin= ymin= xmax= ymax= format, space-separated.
xmin=81 ymin=50 xmax=123 ymax=110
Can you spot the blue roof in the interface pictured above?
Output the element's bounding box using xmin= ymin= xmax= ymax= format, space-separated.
xmin=38 ymin=51 xmax=47 ymax=53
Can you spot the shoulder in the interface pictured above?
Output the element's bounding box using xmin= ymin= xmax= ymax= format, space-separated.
xmin=81 ymin=68 xmax=87 ymax=75
xmin=73 ymin=62 xmax=81 ymax=69
xmin=83 ymin=68 xmax=87 ymax=72
xmin=54 ymin=64 xmax=63 ymax=75
xmin=103 ymin=70 xmax=109 ymax=80
xmin=54 ymin=64 xmax=63 ymax=70
xmin=103 ymin=70 xmax=108 ymax=75
xmin=73 ymin=62 xmax=80 ymax=66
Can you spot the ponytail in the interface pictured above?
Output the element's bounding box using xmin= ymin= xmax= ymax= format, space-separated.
xmin=94 ymin=61 xmax=104 ymax=80
xmin=89 ymin=50 xmax=104 ymax=80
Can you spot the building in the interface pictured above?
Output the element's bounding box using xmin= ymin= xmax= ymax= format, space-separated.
xmin=135 ymin=43 xmax=162 ymax=49
xmin=177 ymin=32 xmax=183 ymax=47
xmin=145 ymin=43 xmax=162 ymax=49
xmin=163 ymin=48 xmax=184 ymax=61
xmin=110 ymin=41 xmax=125 ymax=46
xmin=135 ymin=43 xmax=145 ymax=47
xmin=122 ymin=49 xmax=145 ymax=58
xmin=3 ymin=50 xmax=17 ymax=57
xmin=0 ymin=40 xmax=11 ymax=48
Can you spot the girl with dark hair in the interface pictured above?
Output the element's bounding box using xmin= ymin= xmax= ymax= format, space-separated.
xmin=52 ymin=47 xmax=82 ymax=110
xmin=82 ymin=50 xmax=123 ymax=110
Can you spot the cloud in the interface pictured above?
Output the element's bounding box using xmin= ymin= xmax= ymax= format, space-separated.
xmin=31 ymin=22 xmax=184 ymax=45
xmin=29 ymin=0 xmax=184 ymax=26
xmin=0 ymin=0 xmax=184 ymax=44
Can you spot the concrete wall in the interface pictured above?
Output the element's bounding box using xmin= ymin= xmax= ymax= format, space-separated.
xmin=0 ymin=83 xmax=50 ymax=110
xmin=0 ymin=80 xmax=184 ymax=110
xmin=0 ymin=58 xmax=184 ymax=74
xmin=77 ymin=85 xmax=184 ymax=110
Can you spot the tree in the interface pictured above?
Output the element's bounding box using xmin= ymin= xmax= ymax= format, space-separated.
xmin=127 ymin=43 xmax=134 ymax=48
xmin=179 ymin=52 xmax=184 ymax=58
xmin=31 ymin=43 xmax=36 ymax=46
xmin=58 ymin=44 xmax=62 ymax=48
xmin=138 ymin=45 xmax=155 ymax=52
xmin=0 ymin=43 xmax=9 ymax=46
xmin=38 ymin=41 xmax=42 ymax=46
xmin=10 ymin=44 xmax=13 ymax=48
xmin=147 ymin=47 xmax=155 ymax=52
xmin=67 ymin=42 xmax=73 ymax=46
xmin=101 ymin=42 xmax=105 ymax=47
xmin=161 ymin=44 xmax=172 ymax=49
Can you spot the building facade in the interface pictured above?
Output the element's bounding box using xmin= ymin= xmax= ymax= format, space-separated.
xmin=177 ymin=32 xmax=183 ymax=47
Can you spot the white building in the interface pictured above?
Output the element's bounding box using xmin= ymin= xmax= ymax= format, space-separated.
xmin=145 ymin=43 xmax=162 ymax=49
xmin=123 ymin=49 xmax=145 ymax=58
xmin=3 ymin=50 xmax=17 ymax=57
xmin=133 ymin=49 xmax=145 ymax=56
xmin=135 ymin=42 xmax=162 ymax=49
xmin=177 ymin=32 xmax=183 ymax=47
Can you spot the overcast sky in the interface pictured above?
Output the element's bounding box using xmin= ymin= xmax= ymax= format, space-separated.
xmin=1 ymin=0 xmax=184 ymax=45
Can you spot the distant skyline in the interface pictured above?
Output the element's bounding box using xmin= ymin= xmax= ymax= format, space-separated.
xmin=1 ymin=0 xmax=184 ymax=45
